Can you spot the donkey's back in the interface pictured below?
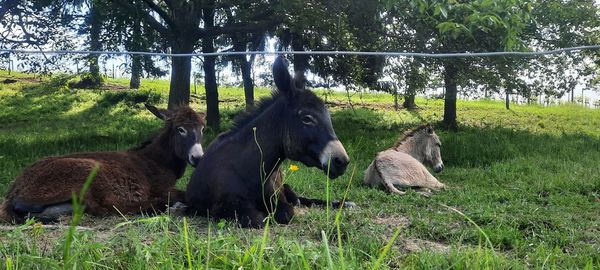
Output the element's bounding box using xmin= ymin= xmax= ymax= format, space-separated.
xmin=364 ymin=150 xmax=445 ymax=194
xmin=2 ymin=151 xmax=158 ymax=221
xmin=0 ymin=104 xmax=206 ymax=223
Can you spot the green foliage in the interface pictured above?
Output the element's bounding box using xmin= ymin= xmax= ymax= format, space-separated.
xmin=68 ymin=72 xmax=104 ymax=89
xmin=99 ymin=90 xmax=162 ymax=106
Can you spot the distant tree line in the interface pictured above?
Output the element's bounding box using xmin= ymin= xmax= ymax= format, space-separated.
xmin=1 ymin=0 xmax=599 ymax=129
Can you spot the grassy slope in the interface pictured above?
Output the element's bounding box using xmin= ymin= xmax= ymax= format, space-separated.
xmin=0 ymin=71 xmax=599 ymax=269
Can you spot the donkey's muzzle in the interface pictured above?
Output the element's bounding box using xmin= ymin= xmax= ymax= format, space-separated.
xmin=188 ymin=143 xmax=204 ymax=167
xmin=320 ymin=140 xmax=350 ymax=179
xmin=327 ymin=155 xmax=349 ymax=179
xmin=433 ymin=163 xmax=444 ymax=173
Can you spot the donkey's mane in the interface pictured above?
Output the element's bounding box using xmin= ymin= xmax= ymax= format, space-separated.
xmin=393 ymin=124 xmax=430 ymax=147
xmin=130 ymin=133 xmax=160 ymax=151
xmin=226 ymin=90 xmax=282 ymax=134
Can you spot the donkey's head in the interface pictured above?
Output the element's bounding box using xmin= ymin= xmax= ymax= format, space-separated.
xmin=410 ymin=124 xmax=444 ymax=173
xmin=273 ymin=56 xmax=349 ymax=179
xmin=145 ymin=104 xmax=206 ymax=167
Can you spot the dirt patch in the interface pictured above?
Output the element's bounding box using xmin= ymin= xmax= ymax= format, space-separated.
xmin=399 ymin=238 xmax=450 ymax=254
xmin=100 ymin=82 xmax=129 ymax=91
xmin=324 ymin=99 xmax=415 ymax=111
xmin=371 ymin=215 xmax=449 ymax=254
xmin=0 ymin=75 xmax=42 ymax=84
xmin=2 ymin=78 xmax=17 ymax=84
xmin=373 ymin=215 xmax=411 ymax=227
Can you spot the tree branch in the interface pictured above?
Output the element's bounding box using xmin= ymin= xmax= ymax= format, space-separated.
xmin=111 ymin=0 xmax=171 ymax=38
xmin=0 ymin=0 xmax=20 ymax=18
xmin=206 ymin=17 xmax=283 ymax=38
xmin=140 ymin=0 xmax=178 ymax=32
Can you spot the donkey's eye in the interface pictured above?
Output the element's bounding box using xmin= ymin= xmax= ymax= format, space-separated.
xmin=301 ymin=115 xmax=315 ymax=125
xmin=177 ymin=127 xmax=187 ymax=136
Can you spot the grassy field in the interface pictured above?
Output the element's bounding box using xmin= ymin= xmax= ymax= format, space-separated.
xmin=0 ymin=71 xmax=599 ymax=269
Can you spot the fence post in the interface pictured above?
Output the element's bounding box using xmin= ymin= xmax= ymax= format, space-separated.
xmin=7 ymin=53 xmax=11 ymax=75
xmin=393 ymin=83 xmax=399 ymax=111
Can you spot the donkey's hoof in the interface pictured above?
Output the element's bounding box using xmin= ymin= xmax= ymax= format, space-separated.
xmin=343 ymin=201 xmax=357 ymax=209
xmin=333 ymin=200 xmax=357 ymax=209
xmin=167 ymin=202 xmax=188 ymax=216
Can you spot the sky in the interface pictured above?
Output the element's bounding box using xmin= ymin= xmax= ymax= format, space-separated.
xmin=1 ymin=7 xmax=598 ymax=106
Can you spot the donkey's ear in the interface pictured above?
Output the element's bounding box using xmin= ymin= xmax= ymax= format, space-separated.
xmin=273 ymin=56 xmax=293 ymax=95
xmin=145 ymin=103 xmax=171 ymax=121
xmin=426 ymin=123 xmax=434 ymax=134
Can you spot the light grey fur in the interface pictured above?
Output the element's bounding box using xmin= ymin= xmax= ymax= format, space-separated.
xmin=364 ymin=126 xmax=446 ymax=194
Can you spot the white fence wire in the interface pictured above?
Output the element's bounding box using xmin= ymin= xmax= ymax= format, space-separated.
xmin=1 ymin=45 xmax=599 ymax=107
xmin=1 ymin=45 xmax=600 ymax=58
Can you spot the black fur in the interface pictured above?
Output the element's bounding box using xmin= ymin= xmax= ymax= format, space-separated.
xmin=185 ymin=56 xmax=350 ymax=228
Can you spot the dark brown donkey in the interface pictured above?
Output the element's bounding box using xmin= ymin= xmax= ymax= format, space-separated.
xmin=0 ymin=104 xmax=206 ymax=223
xmin=185 ymin=56 xmax=351 ymax=228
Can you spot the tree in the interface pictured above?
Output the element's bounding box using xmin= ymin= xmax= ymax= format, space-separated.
xmin=112 ymin=0 xmax=282 ymax=128
xmin=386 ymin=0 xmax=533 ymax=128
xmin=278 ymin=0 xmax=386 ymax=89
xmin=525 ymin=0 xmax=600 ymax=104
xmin=86 ymin=1 xmax=103 ymax=86
xmin=100 ymin=1 xmax=167 ymax=89
xmin=385 ymin=58 xmax=430 ymax=110
xmin=220 ymin=2 xmax=270 ymax=109
xmin=0 ymin=1 xmax=77 ymax=74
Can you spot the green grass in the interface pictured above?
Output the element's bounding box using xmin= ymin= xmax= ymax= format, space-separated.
xmin=0 ymin=70 xmax=599 ymax=269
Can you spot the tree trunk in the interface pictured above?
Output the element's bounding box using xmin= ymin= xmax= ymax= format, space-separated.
xmin=240 ymin=56 xmax=254 ymax=109
xmin=168 ymin=42 xmax=193 ymax=109
xmin=393 ymin=85 xmax=399 ymax=111
xmin=130 ymin=56 xmax=142 ymax=89
xmin=88 ymin=3 xmax=102 ymax=84
xmin=291 ymin=32 xmax=309 ymax=74
xmin=129 ymin=17 xmax=142 ymax=89
xmin=403 ymin=93 xmax=416 ymax=110
xmin=234 ymin=40 xmax=254 ymax=110
xmin=443 ymin=62 xmax=458 ymax=129
xmin=202 ymin=4 xmax=219 ymax=129
xmin=505 ymin=90 xmax=510 ymax=110
xmin=203 ymin=42 xmax=219 ymax=128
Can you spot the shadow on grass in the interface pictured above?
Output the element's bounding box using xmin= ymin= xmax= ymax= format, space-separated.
xmin=329 ymin=107 xmax=600 ymax=168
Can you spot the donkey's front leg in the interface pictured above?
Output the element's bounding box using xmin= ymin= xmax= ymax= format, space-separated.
xmin=273 ymin=200 xmax=294 ymax=224
xmin=236 ymin=206 xmax=267 ymax=228
xmin=165 ymin=188 xmax=186 ymax=205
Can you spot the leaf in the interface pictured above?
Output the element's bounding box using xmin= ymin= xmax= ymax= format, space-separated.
xmin=440 ymin=6 xmax=448 ymax=18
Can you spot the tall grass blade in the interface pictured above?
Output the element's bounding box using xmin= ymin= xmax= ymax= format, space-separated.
xmin=256 ymin=218 xmax=270 ymax=269
xmin=372 ymin=226 xmax=401 ymax=270
xmin=62 ymin=164 xmax=99 ymax=267
xmin=321 ymin=230 xmax=334 ymax=270
xmin=183 ymin=217 xmax=193 ymax=270
xmin=326 ymin=157 xmax=331 ymax=228
xmin=440 ymin=203 xmax=494 ymax=251
xmin=334 ymin=165 xmax=356 ymax=270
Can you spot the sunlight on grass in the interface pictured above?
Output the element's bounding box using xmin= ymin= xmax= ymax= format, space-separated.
xmin=0 ymin=72 xmax=599 ymax=269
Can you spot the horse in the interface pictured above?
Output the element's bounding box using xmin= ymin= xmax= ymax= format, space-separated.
xmin=363 ymin=124 xmax=445 ymax=195
xmin=0 ymin=104 xmax=206 ymax=223
xmin=185 ymin=56 xmax=350 ymax=228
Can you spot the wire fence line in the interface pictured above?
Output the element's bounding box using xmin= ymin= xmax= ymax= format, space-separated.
xmin=1 ymin=45 xmax=600 ymax=58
